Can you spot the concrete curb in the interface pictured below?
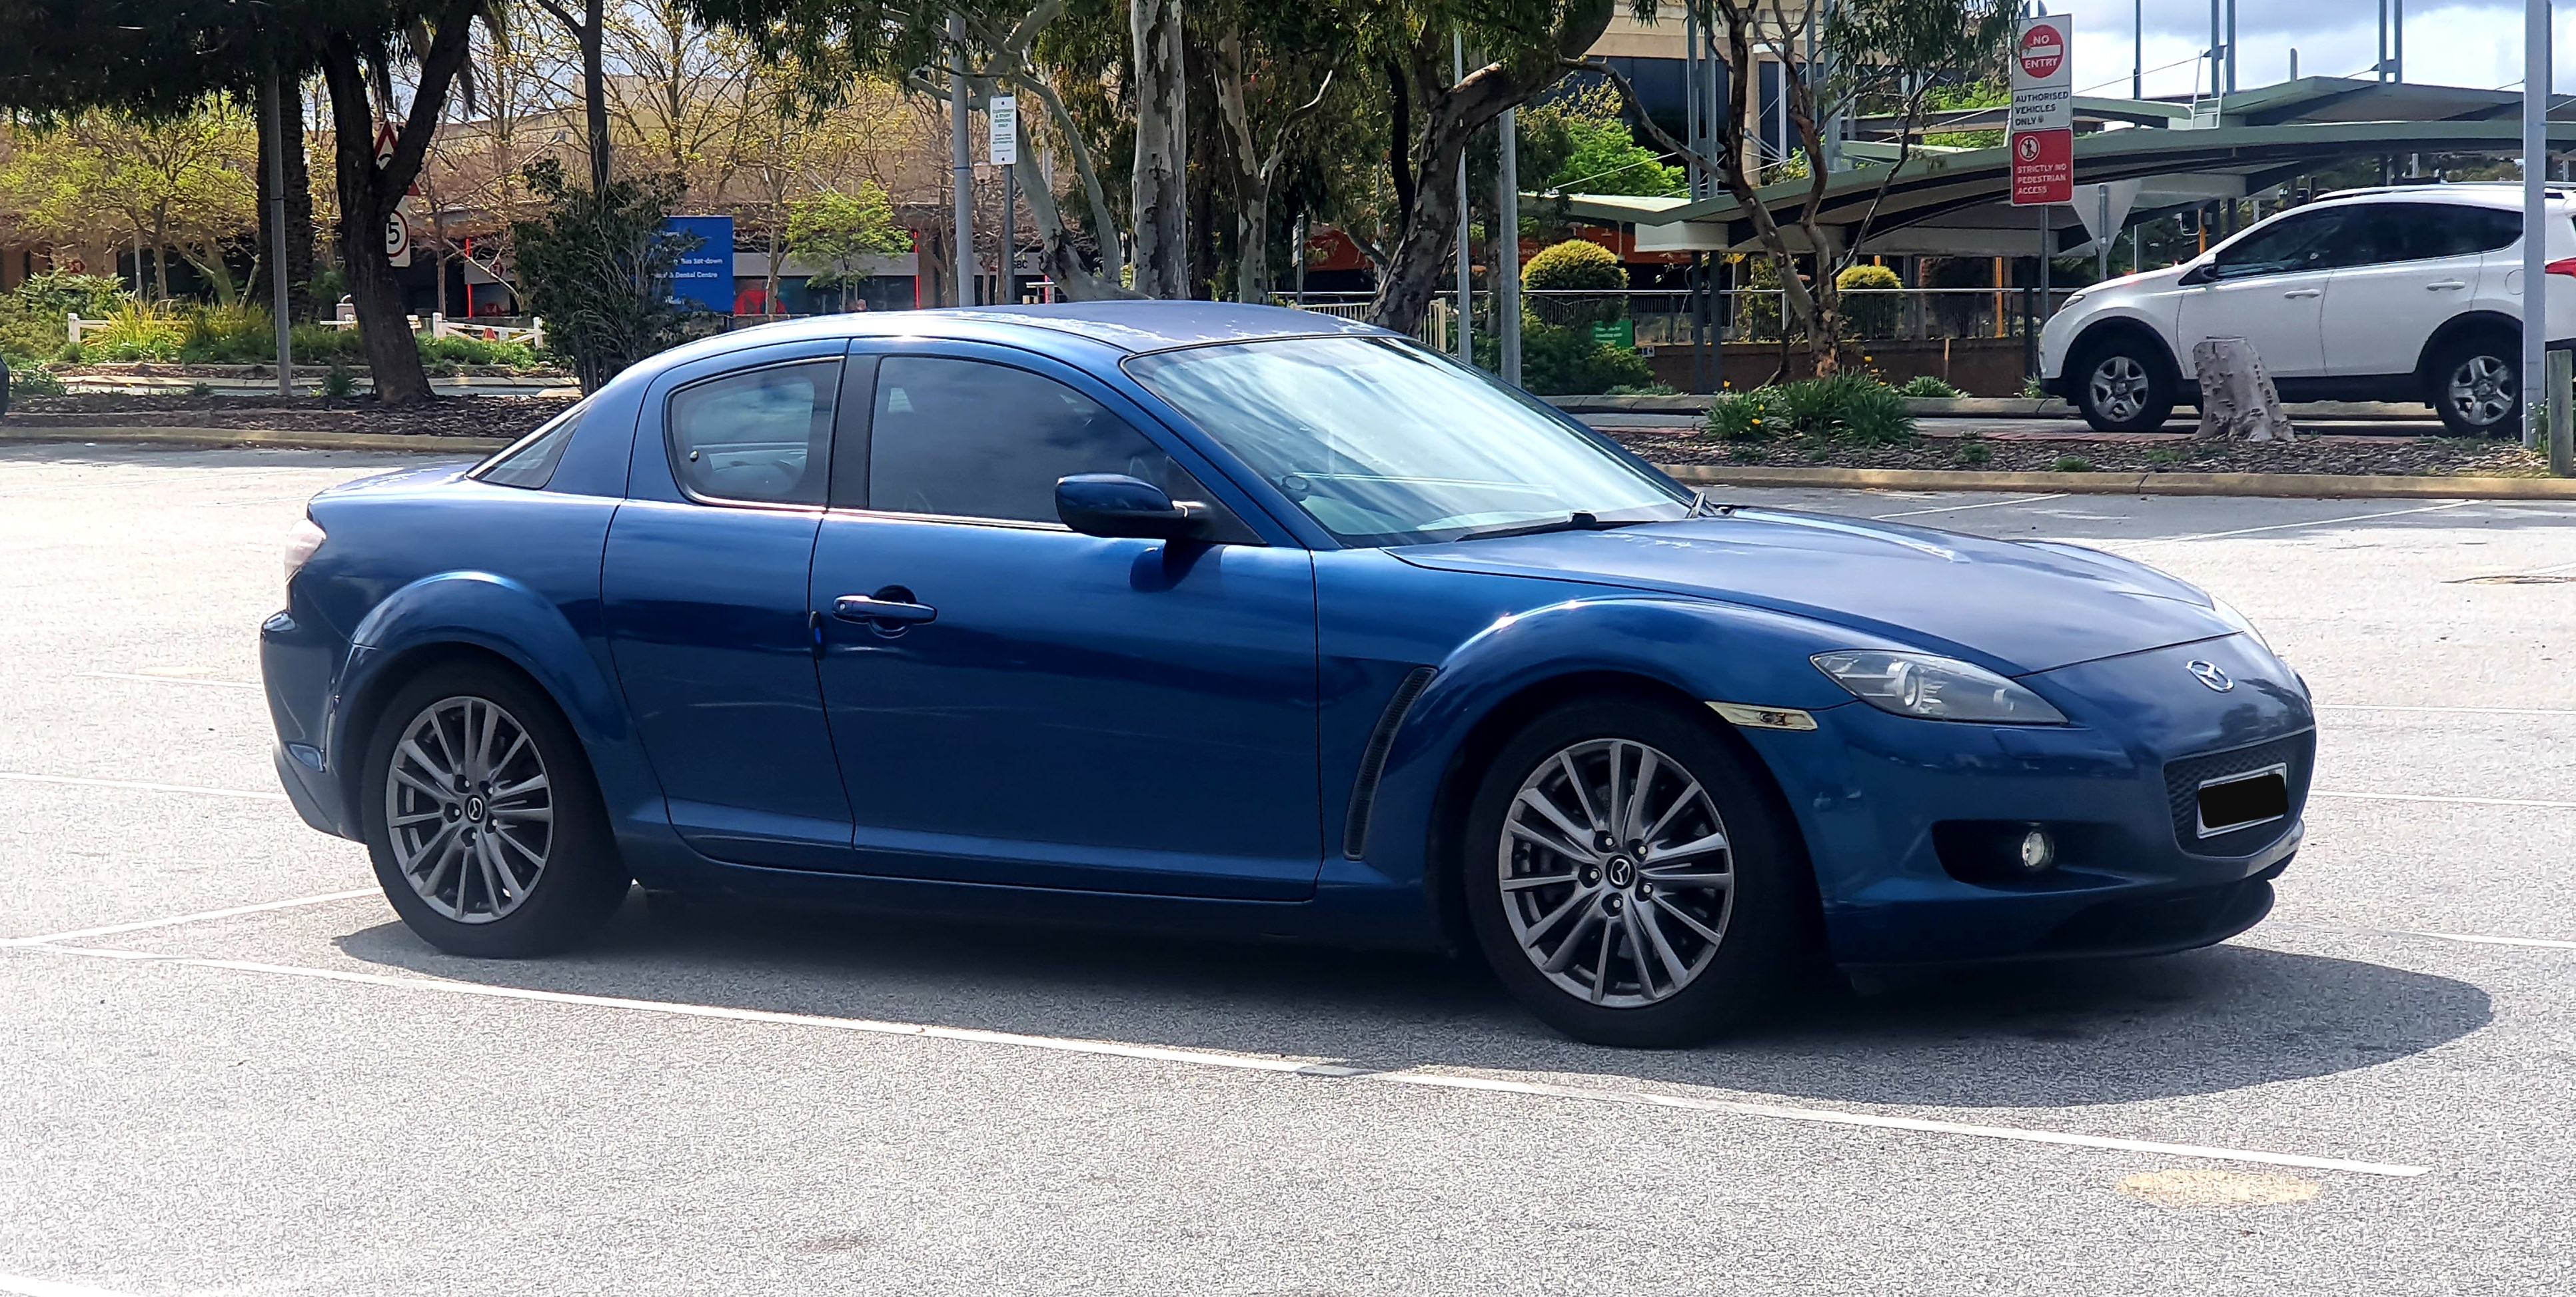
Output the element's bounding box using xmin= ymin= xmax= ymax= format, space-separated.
xmin=1 ymin=425 xmax=509 ymax=455
xmin=1656 ymin=463 xmax=2576 ymax=499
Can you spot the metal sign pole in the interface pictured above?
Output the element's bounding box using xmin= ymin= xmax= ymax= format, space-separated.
xmin=263 ymin=62 xmax=295 ymax=398
xmin=949 ymin=13 xmax=973 ymax=307
xmin=1497 ymin=106 xmax=1521 ymax=385
xmin=2523 ymin=0 xmax=2547 ymax=450
xmin=1453 ymin=31 xmax=1473 ymax=365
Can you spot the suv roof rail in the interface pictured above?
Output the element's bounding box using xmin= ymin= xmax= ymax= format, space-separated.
xmin=2315 ymin=183 xmax=2576 ymax=201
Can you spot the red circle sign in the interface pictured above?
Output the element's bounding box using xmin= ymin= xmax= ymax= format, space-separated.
xmin=2019 ymin=24 xmax=2065 ymax=80
xmin=2016 ymin=135 xmax=2041 ymax=161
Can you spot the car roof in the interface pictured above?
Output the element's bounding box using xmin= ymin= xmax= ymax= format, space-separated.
xmin=666 ymin=299 xmax=1393 ymax=360
xmin=2313 ymin=183 xmax=2576 ymax=211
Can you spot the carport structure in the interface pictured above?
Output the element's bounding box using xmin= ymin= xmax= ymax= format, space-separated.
xmin=1563 ymin=77 xmax=2576 ymax=258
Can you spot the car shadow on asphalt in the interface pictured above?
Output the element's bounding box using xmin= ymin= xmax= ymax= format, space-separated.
xmin=332 ymin=893 xmax=2491 ymax=1112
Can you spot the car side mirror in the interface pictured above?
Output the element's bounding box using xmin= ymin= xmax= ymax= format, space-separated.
xmin=1056 ymin=473 xmax=1205 ymax=540
xmin=2177 ymin=261 xmax=2218 ymax=287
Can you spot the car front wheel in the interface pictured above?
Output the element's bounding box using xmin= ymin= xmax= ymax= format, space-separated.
xmin=1461 ymin=697 xmax=1811 ymax=1046
xmin=2073 ymin=340 xmax=2176 ymax=433
xmin=2431 ymin=336 xmax=2521 ymax=437
xmin=362 ymin=663 xmax=628 ymax=957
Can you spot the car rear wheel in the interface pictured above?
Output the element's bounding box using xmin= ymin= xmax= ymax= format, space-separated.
xmin=1461 ymin=697 xmax=1810 ymax=1046
xmin=362 ymin=663 xmax=627 ymax=957
xmin=2074 ymin=339 xmax=2175 ymax=433
xmin=2430 ymin=335 xmax=2521 ymax=437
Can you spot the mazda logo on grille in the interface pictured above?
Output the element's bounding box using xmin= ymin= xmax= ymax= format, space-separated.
xmin=2187 ymin=660 xmax=2234 ymax=692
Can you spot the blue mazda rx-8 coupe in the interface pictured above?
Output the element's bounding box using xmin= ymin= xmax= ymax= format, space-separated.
xmin=261 ymin=302 xmax=2312 ymax=1045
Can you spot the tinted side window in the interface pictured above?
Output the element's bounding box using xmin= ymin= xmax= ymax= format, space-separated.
xmin=667 ymin=359 xmax=838 ymax=506
xmin=2335 ymin=204 xmax=2518 ymax=267
xmin=475 ymin=400 xmax=586 ymax=489
xmin=2211 ymin=211 xmax=2343 ymax=279
xmin=868 ymin=357 xmax=1198 ymax=524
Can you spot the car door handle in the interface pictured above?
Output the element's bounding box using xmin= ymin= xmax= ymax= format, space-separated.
xmin=2281 ymin=288 xmax=2321 ymax=299
xmin=2426 ymin=280 xmax=2468 ymax=291
xmin=834 ymin=593 xmax=938 ymax=625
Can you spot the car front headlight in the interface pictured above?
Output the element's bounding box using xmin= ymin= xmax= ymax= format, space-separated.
xmin=283 ymin=517 xmax=326 ymax=589
xmin=2208 ymin=597 xmax=2275 ymax=657
xmin=1811 ymin=650 xmax=2068 ymax=724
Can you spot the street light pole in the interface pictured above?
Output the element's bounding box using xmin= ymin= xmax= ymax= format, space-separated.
xmin=1497 ymin=107 xmax=1521 ymax=386
xmin=263 ymin=61 xmax=294 ymax=399
xmin=1454 ymin=31 xmax=1473 ymax=365
xmin=2523 ymin=0 xmax=2548 ymax=450
xmin=949 ymin=12 xmax=973 ymax=307
xmin=2132 ymin=0 xmax=2143 ymax=98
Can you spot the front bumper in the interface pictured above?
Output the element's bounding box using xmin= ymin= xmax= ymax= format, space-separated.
xmin=1744 ymin=633 xmax=2312 ymax=966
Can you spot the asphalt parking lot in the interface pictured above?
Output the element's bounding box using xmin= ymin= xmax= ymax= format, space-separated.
xmin=3 ymin=444 xmax=2572 ymax=1296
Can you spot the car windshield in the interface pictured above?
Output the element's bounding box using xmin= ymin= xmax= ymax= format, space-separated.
xmin=1125 ymin=335 xmax=1688 ymax=546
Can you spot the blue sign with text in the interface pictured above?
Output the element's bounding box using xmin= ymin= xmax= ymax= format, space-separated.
xmin=664 ymin=215 xmax=734 ymax=313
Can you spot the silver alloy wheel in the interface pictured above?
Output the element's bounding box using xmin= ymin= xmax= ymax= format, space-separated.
xmin=2446 ymin=353 xmax=2517 ymax=427
xmin=2087 ymin=355 xmax=2150 ymax=423
xmin=384 ymin=694 xmax=554 ymax=924
xmin=1497 ymin=738 xmax=1734 ymax=1008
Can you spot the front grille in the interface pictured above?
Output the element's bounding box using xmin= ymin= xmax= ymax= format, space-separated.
xmin=2162 ymin=730 xmax=2315 ymax=856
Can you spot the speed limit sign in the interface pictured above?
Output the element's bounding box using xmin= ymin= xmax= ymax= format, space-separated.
xmin=384 ymin=208 xmax=412 ymax=267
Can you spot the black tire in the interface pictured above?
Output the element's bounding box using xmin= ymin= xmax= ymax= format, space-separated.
xmin=1461 ymin=696 xmax=1813 ymax=1046
xmin=2426 ymin=332 xmax=2522 ymax=437
xmin=360 ymin=662 xmax=627 ymax=956
xmin=2070 ymin=335 xmax=2176 ymax=433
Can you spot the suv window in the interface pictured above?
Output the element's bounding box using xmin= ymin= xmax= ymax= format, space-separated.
xmin=474 ymin=397 xmax=588 ymax=489
xmin=2209 ymin=209 xmax=2344 ymax=280
xmin=866 ymin=356 xmax=1211 ymax=526
xmin=2336 ymin=203 xmax=2519 ymax=267
xmin=666 ymin=359 xmax=838 ymax=506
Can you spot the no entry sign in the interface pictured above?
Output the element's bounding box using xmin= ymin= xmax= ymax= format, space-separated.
xmin=2010 ymin=15 xmax=2073 ymax=206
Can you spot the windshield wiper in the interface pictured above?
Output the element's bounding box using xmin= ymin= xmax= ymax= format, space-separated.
xmin=1686 ymin=489 xmax=1735 ymax=519
xmin=1455 ymin=511 xmax=1650 ymax=541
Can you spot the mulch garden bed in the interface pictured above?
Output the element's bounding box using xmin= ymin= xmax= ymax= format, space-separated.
xmin=4 ymin=393 xmax=576 ymax=441
xmin=1605 ymin=423 xmax=2554 ymax=478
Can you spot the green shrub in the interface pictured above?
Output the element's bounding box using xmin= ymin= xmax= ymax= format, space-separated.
xmin=1522 ymin=240 xmax=1627 ymax=327
xmin=87 ymin=301 xmax=188 ymax=360
xmin=1954 ymin=441 xmax=1992 ymax=465
xmin=2146 ymin=447 xmax=2184 ymax=465
xmin=291 ymin=323 xmax=369 ymax=363
xmin=1603 ymin=381 xmax=1677 ymax=396
xmin=8 ymin=364 xmax=67 ymax=397
xmin=1898 ymin=375 xmax=1962 ymax=398
xmin=178 ymin=303 xmax=277 ymax=363
xmin=419 ymin=333 xmax=540 ymax=367
xmin=322 ymin=363 xmax=357 ymax=398
xmin=2052 ymin=454 xmax=2093 ymax=472
xmin=1705 ymin=373 xmax=1913 ymax=446
xmin=1509 ymin=316 xmax=1655 ymax=395
xmin=1706 ymin=387 xmax=1783 ymax=441
xmin=1836 ymin=263 xmax=1903 ymax=339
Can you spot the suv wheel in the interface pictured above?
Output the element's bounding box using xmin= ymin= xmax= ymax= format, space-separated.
xmin=1461 ymin=697 xmax=1810 ymax=1046
xmin=362 ymin=662 xmax=628 ymax=956
xmin=2073 ymin=339 xmax=2175 ymax=433
xmin=2430 ymin=335 xmax=2521 ymax=437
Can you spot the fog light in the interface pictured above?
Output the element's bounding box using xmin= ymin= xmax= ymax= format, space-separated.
xmin=2018 ymin=826 xmax=2058 ymax=873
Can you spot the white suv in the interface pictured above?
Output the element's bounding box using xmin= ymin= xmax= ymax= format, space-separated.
xmin=2039 ymin=185 xmax=2576 ymax=436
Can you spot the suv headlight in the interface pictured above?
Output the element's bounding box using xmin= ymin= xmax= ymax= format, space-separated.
xmin=1811 ymin=650 xmax=2068 ymax=724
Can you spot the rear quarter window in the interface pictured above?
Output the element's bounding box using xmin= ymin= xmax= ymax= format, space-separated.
xmin=473 ymin=399 xmax=590 ymax=489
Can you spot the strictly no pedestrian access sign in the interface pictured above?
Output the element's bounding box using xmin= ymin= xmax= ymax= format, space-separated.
xmin=2010 ymin=15 xmax=2073 ymax=206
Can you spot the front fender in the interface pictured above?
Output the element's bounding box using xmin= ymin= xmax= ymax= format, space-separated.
xmin=332 ymin=571 xmax=658 ymax=833
xmin=1357 ymin=596 xmax=1886 ymax=912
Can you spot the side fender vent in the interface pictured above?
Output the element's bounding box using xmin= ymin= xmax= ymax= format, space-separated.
xmin=1343 ymin=666 xmax=1438 ymax=860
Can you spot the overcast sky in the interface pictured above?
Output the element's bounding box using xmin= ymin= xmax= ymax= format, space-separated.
xmin=2048 ymin=0 xmax=2565 ymax=98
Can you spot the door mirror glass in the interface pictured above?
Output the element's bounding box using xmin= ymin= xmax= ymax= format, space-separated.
xmin=1056 ymin=473 xmax=1203 ymax=539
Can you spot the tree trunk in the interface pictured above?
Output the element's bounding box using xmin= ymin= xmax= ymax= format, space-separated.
xmin=1129 ymin=0 xmax=1189 ymax=298
xmin=318 ymin=5 xmax=479 ymax=407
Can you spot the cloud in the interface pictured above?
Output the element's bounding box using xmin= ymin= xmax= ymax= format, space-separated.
xmin=2052 ymin=0 xmax=2569 ymax=96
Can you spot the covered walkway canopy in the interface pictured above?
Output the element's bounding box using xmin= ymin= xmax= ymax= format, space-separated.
xmin=1561 ymin=78 xmax=2576 ymax=259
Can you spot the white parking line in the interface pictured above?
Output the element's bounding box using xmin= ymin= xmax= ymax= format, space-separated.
xmin=1870 ymin=493 xmax=2069 ymax=521
xmin=0 ymin=772 xmax=287 ymax=801
xmin=74 ymin=672 xmax=262 ymax=690
xmin=2395 ymin=930 xmax=2576 ymax=952
xmin=7 ymin=940 xmax=2429 ymax=1178
xmin=0 ymin=890 xmax=378 ymax=948
xmin=2103 ymin=500 xmax=2479 ymax=547
xmin=2312 ymin=789 xmax=2576 ymax=810
xmin=0 ymin=1274 xmax=141 ymax=1297
xmin=2313 ymin=704 xmax=2576 ymax=718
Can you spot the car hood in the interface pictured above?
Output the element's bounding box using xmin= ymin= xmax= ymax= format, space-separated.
xmin=1395 ymin=509 xmax=2234 ymax=674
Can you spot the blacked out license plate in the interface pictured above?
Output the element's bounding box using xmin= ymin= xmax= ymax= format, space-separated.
xmin=2198 ymin=764 xmax=2290 ymax=837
